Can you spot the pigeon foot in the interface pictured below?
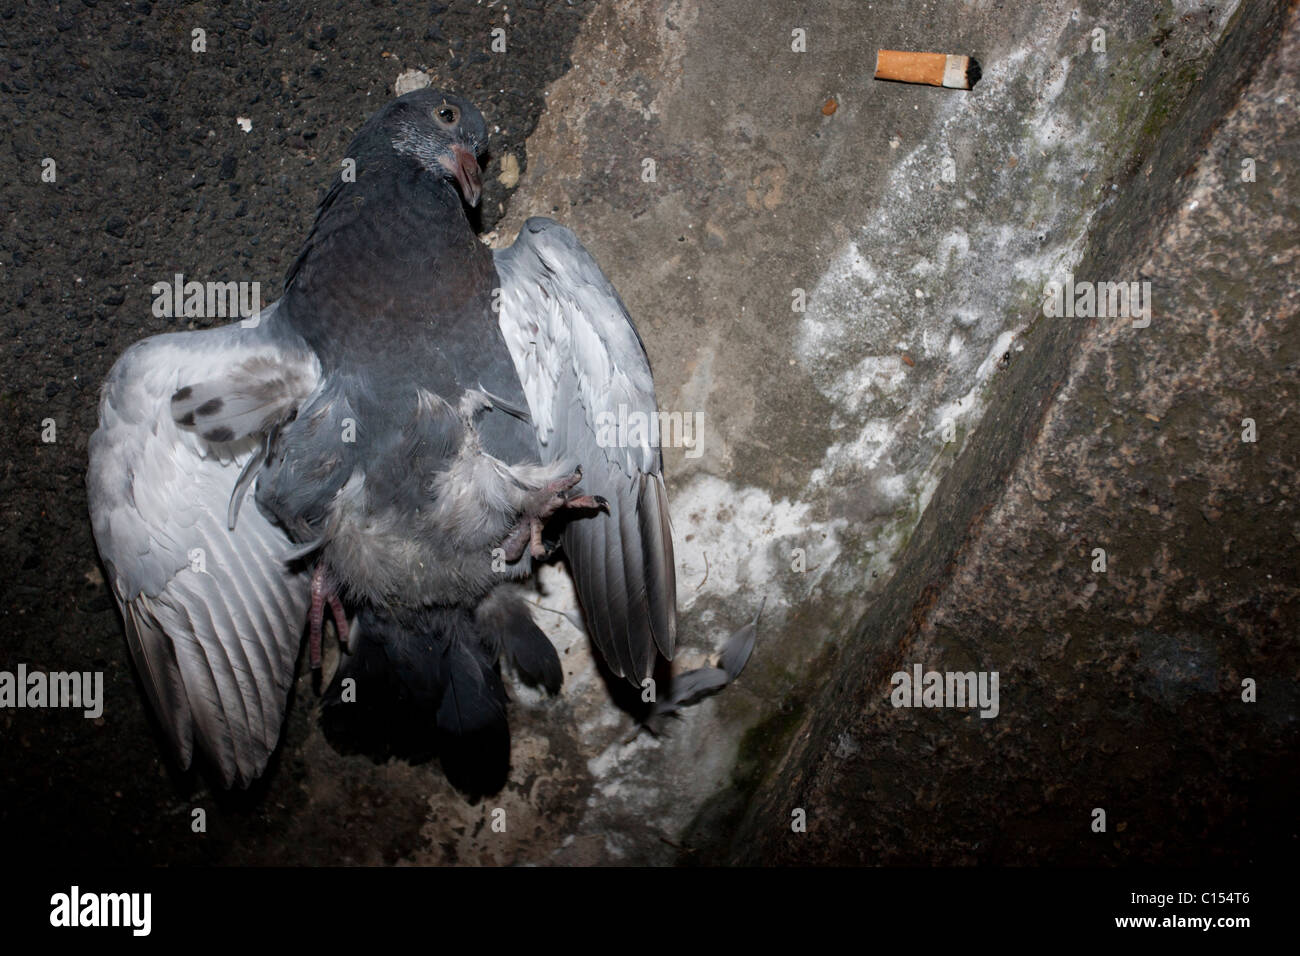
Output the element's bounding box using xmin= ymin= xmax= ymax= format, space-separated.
xmin=501 ymin=467 xmax=608 ymax=562
xmin=308 ymin=564 xmax=349 ymax=671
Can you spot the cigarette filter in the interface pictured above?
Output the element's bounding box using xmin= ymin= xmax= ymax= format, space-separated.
xmin=874 ymin=50 xmax=981 ymax=90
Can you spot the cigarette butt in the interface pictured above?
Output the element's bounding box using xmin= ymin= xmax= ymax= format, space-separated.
xmin=874 ymin=50 xmax=981 ymax=90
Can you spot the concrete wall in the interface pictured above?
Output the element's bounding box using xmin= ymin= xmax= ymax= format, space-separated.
xmin=718 ymin=0 xmax=1299 ymax=864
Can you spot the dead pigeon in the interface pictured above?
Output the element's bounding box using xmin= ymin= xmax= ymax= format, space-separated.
xmin=87 ymin=89 xmax=677 ymax=791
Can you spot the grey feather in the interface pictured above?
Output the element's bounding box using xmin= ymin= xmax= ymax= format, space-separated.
xmin=87 ymin=309 xmax=321 ymax=786
xmin=718 ymin=596 xmax=765 ymax=679
xmin=476 ymin=589 xmax=562 ymax=694
xmin=226 ymin=431 xmax=270 ymax=530
xmin=495 ymin=217 xmax=678 ymax=683
xmin=170 ymin=331 xmax=318 ymax=444
xmin=650 ymin=599 xmax=765 ymax=718
xmin=651 ymin=667 xmax=729 ymax=715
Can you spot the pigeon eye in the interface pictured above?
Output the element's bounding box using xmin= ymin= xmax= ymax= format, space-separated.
xmin=436 ymin=105 xmax=460 ymax=126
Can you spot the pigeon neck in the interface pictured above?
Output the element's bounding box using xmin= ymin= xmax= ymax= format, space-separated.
xmin=281 ymin=162 xmax=496 ymax=368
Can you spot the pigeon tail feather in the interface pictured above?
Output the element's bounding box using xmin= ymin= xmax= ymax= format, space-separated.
xmin=323 ymin=602 xmax=509 ymax=795
xmin=475 ymin=588 xmax=562 ymax=695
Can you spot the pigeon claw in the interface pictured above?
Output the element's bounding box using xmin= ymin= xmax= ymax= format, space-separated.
xmin=563 ymin=494 xmax=607 ymax=511
xmin=500 ymin=471 xmax=608 ymax=564
xmin=529 ymin=518 xmax=550 ymax=561
xmin=308 ymin=564 xmax=349 ymax=673
xmin=500 ymin=512 xmax=562 ymax=562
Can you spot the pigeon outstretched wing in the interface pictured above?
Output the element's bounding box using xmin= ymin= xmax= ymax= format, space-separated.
xmin=495 ymin=217 xmax=677 ymax=682
xmin=87 ymin=305 xmax=320 ymax=786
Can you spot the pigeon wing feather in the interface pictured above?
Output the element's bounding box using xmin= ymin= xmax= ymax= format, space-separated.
xmin=495 ymin=218 xmax=677 ymax=682
xmin=87 ymin=305 xmax=321 ymax=786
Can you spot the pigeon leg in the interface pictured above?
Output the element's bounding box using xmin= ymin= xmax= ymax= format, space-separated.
xmin=308 ymin=564 xmax=349 ymax=670
xmin=501 ymin=467 xmax=608 ymax=562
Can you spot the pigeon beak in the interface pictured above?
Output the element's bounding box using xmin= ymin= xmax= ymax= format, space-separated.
xmin=447 ymin=144 xmax=482 ymax=207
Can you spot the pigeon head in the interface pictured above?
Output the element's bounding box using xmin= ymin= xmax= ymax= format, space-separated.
xmin=373 ymin=88 xmax=488 ymax=207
